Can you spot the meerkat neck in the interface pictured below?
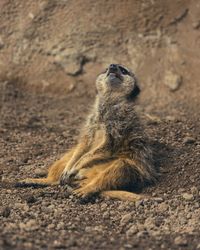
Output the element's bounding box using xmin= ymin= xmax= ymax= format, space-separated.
xmin=94 ymin=95 xmax=137 ymax=124
xmin=95 ymin=94 xmax=126 ymax=108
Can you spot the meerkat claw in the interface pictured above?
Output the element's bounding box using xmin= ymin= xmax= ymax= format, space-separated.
xmin=60 ymin=168 xmax=79 ymax=186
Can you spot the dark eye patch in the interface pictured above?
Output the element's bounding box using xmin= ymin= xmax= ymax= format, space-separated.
xmin=119 ymin=66 xmax=130 ymax=75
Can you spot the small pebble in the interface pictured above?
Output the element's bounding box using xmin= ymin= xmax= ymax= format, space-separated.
xmin=182 ymin=193 xmax=194 ymax=201
xmin=164 ymin=71 xmax=182 ymax=91
xmin=183 ymin=136 xmax=196 ymax=144
xmin=126 ymin=225 xmax=138 ymax=237
xmin=174 ymin=236 xmax=188 ymax=246
xmin=120 ymin=213 xmax=132 ymax=225
xmin=2 ymin=207 xmax=11 ymax=218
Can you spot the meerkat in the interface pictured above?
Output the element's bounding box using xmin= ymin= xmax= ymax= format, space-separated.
xmin=16 ymin=64 xmax=157 ymax=201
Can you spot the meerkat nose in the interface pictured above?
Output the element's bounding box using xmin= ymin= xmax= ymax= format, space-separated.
xmin=110 ymin=64 xmax=117 ymax=70
xmin=108 ymin=64 xmax=118 ymax=73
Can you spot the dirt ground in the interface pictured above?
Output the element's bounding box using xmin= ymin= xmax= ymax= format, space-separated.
xmin=0 ymin=1 xmax=200 ymax=249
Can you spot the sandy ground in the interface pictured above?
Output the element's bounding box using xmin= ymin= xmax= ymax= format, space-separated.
xmin=0 ymin=80 xmax=199 ymax=250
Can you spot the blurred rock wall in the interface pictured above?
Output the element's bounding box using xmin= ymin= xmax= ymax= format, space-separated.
xmin=0 ymin=0 xmax=200 ymax=110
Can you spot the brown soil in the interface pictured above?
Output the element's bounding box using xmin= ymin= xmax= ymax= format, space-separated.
xmin=0 ymin=1 xmax=200 ymax=249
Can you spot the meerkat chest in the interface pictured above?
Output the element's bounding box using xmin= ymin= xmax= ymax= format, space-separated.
xmin=91 ymin=126 xmax=107 ymax=149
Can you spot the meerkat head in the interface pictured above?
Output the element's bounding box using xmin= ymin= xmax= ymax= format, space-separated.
xmin=96 ymin=64 xmax=140 ymax=101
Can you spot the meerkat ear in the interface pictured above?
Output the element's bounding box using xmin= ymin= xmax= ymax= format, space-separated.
xmin=127 ymin=84 xmax=140 ymax=101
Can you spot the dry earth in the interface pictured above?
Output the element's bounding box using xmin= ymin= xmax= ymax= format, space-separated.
xmin=0 ymin=1 xmax=200 ymax=249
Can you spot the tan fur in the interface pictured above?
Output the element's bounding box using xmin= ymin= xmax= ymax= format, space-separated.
xmin=17 ymin=64 xmax=157 ymax=202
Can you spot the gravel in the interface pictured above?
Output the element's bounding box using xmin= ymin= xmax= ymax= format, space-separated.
xmin=0 ymin=79 xmax=200 ymax=250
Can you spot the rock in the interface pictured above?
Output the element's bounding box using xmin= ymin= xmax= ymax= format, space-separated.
xmin=183 ymin=136 xmax=196 ymax=144
xmin=93 ymin=225 xmax=104 ymax=232
xmin=157 ymin=202 xmax=168 ymax=213
xmin=14 ymin=202 xmax=29 ymax=211
xmin=102 ymin=211 xmax=110 ymax=219
xmin=178 ymin=188 xmax=185 ymax=194
xmin=19 ymin=222 xmax=26 ymax=230
xmin=186 ymin=213 xmax=192 ymax=219
xmin=2 ymin=207 xmax=11 ymax=217
xmin=164 ymin=71 xmax=182 ymax=91
xmin=28 ymin=12 xmax=34 ymax=19
xmin=136 ymin=230 xmax=148 ymax=238
xmin=184 ymin=226 xmax=195 ymax=233
xmin=57 ymin=222 xmax=65 ymax=230
xmin=152 ymin=197 xmax=164 ymax=203
xmin=192 ymin=21 xmax=200 ymax=29
xmin=5 ymin=222 xmax=17 ymax=231
xmin=19 ymin=219 xmax=38 ymax=231
xmin=53 ymin=240 xmax=65 ymax=248
xmin=85 ymin=226 xmax=92 ymax=233
xmin=150 ymin=229 xmax=161 ymax=237
xmin=174 ymin=236 xmax=188 ymax=246
xmin=0 ymin=36 xmax=4 ymax=49
xmin=145 ymin=114 xmax=161 ymax=125
xmin=101 ymin=203 xmax=108 ymax=210
xmin=182 ymin=193 xmax=194 ymax=201
xmin=24 ymin=242 xmax=33 ymax=248
xmin=137 ymin=223 xmax=145 ymax=231
xmin=47 ymin=224 xmax=55 ymax=230
xmin=68 ymin=83 xmax=75 ymax=92
xmin=123 ymin=244 xmax=133 ymax=249
xmin=159 ymin=167 xmax=170 ymax=174
xmin=160 ymin=243 xmax=167 ymax=249
xmin=189 ymin=176 xmax=195 ymax=183
xmin=165 ymin=115 xmax=176 ymax=122
xmin=62 ymin=132 xmax=69 ymax=138
xmin=22 ymin=157 xmax=29 ymax=163
xmin=54 ymin=208 xmax=63 ymax=217
xmin=43 ymin=204 xmax=55 ymax=213
xmin=126 ymin=225 xmax=138 ymax=237
xmin=154 ymin=216 xmax=164 ymax=227
xmin=120 ymin=213 xmax=132 ymax=225
xmin=144 ymin=217 xmax=155 ymax=230
xmin=135 ymin=200 xmax=144 ymax=208
xmin=191 ymin=186 xmax=199 ymax=196
xmin=34 ymin=168 xmax=47 ymax=177
xmin=118 ymin=203 xmax=128 ymax=211
xmin=25 ymin=195 xmax=37 ymax=204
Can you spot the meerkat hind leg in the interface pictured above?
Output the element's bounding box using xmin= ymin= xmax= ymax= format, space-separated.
xmin=101 ymin=190 xmax=144 ymax=202
xmin=73 ymin=159 xmax=147 ymax=201
xmin=74 ymin=183 xmax=145 ymax=202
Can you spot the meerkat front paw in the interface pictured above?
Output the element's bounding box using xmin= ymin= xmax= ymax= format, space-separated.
xmin=60 ymin=169 xmax=74 ymax=186
xmin=73 ymin=184 xmax=98 ymax=198
xmin=60 ymin=168 xmax=86 ymax=186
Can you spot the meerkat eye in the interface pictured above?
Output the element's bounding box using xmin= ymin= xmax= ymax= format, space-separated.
xmin=119 ymin=66 xmax=130 ymax=75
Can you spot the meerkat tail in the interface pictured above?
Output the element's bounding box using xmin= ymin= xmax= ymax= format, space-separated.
xmin=100 ymin=190 xmax=145 ymax=202
xmin=15 ymin=177 xmax=59 ymax=187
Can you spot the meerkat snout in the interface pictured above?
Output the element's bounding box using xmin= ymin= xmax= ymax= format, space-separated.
xmin=107 ymin=64 xmax=118 ymax=74
xmin=106 ymin=64 xmax=123 ymax=85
